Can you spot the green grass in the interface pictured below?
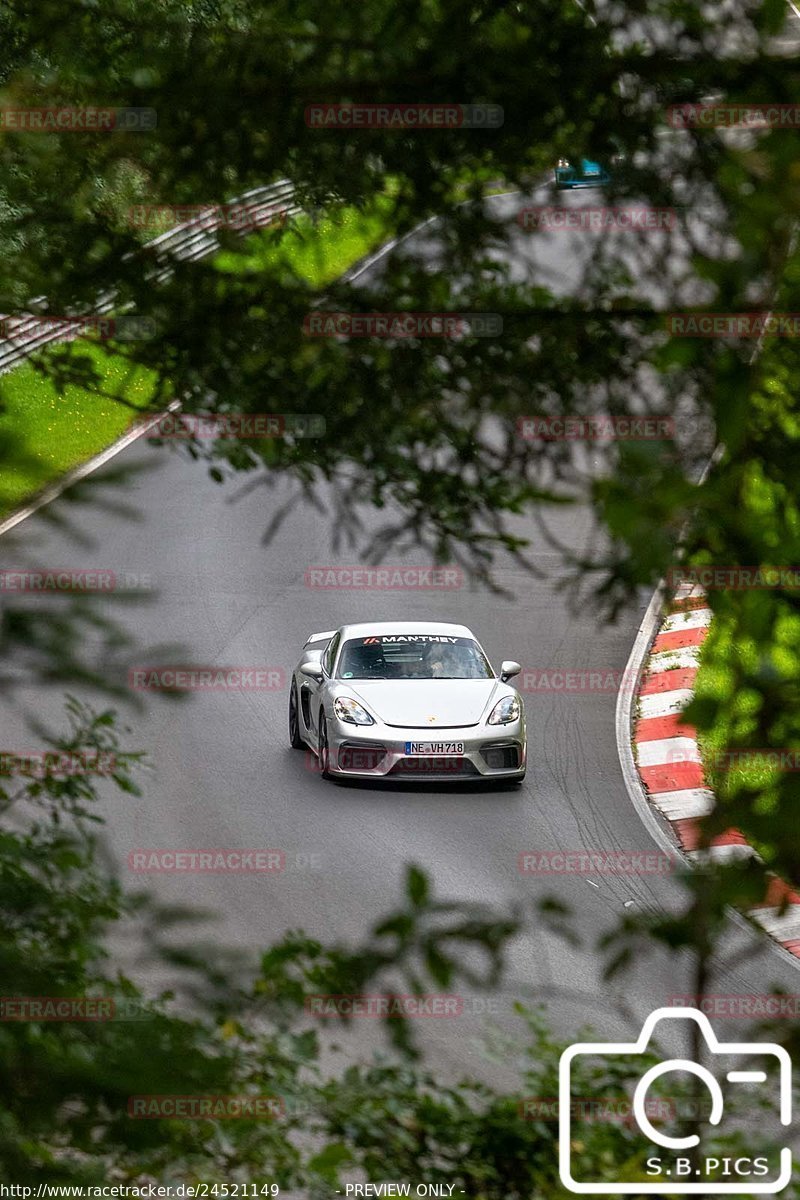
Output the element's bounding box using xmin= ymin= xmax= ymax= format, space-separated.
xmin=694 ymin=621 xmax=779 ymax=798
xmin=0 ymin=343 xmax=160 ymax=516
xmin=212 ymin=193 xmax=397 ymax=287
xmin=692 ymin=615 xmax=800 ymax=872
xmin=0 ymin=196 xmax=398 ymax=518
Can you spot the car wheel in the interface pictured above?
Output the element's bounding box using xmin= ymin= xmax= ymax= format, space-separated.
xmin=318 ymin=710 xmax=332 ymax=779
xmin=289 ymin=680 xmax=304 ymax=749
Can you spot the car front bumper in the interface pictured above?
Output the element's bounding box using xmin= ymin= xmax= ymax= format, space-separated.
xmin=323 ymin=716 xmax=527 ymax=782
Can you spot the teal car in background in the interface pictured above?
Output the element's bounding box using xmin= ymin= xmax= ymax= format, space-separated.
xmin=554 ymin=158 xmax=612 ymax=189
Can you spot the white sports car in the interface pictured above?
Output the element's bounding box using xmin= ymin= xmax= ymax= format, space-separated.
xmin=289 ymin=621 xmax=526 ymax=783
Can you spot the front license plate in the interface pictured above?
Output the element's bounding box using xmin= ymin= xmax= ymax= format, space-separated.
xmin=405 ymin=741 xmax=465 ymax=755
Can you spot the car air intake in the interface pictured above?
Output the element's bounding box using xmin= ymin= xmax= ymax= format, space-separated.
xmin=480 ymin=743 xmax=521 ymax=770
xmin=337 ymin=743 xmax=387 ymax=771
xmin=390 ymin=757 xmax=480 ymax=777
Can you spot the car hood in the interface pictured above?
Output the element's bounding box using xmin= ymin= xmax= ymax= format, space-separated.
xmin=345 ymin=679 xmax=502 ymax=728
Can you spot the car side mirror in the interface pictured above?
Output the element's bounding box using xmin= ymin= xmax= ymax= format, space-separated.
xmin=500 ymin=660 xmax=521 ymax=682
xmin=300 ymin=661 xmax=324 ymax=681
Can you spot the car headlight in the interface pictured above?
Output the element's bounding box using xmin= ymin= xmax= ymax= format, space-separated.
xmin=333 ymin=696 xmax=375 ymax=726
xmin=487 ymin=695 xmax=521 ymax=725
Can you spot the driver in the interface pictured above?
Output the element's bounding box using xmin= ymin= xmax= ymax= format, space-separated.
xmin=430 ymin=645 xmax=463 ymax=678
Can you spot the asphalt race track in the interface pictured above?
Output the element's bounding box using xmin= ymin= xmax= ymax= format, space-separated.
xmin=3 ymin=186 xmax=798 ymax=1084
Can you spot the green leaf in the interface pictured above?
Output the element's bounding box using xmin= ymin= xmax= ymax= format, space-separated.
xmin=406 ymin=865 xmax=429 ymax=908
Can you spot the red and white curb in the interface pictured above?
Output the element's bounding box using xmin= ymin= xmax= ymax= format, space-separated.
xmin=631 ymin=581 xmax=800 ymax=962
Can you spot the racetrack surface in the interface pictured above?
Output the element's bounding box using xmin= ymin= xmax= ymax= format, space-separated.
xmin=3 ymin=186 xmax=797 ymax=1084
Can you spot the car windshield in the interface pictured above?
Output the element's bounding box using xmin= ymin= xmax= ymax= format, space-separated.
xmin=337 ymin=634 xmax=494 ymax=680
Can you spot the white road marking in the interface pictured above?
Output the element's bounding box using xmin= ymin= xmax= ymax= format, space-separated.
xmin=648 ymin=647 xmax=703 ymax=672
xmin=687 ymin=843 xmax=759 ymax=865
xmin=639 ymin=688 xmax=694 ymax=719
xmin=674 ymin=581 xmax=706 ymax=601
xmin=662 ymin=608 xmax=712 ymax=633
xmin=637 ymin=737 xmax=702 ymax=767
xmin=651 ymin=788 xmax=715 ymax=819
xmin=751 ymin=904 xmax=800 ymax=942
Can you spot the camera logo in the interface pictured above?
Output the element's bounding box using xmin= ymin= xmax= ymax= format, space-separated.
xmin=559 ymin=1007 xmax=792 ymax=1194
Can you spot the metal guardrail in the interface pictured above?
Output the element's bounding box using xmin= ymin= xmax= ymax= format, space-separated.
xmin=0 ymin=180 xmax=300 ymax=375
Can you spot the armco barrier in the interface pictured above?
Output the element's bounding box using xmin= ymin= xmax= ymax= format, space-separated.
xmin=0 ymin=181 xmax=301 ymax=376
